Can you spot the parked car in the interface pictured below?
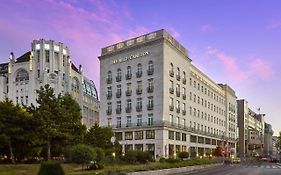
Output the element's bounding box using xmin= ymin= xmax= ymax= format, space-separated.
xmin=232 ymin=158 xmax=241 ymax=164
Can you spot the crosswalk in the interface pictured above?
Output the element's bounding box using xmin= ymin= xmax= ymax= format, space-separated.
xmin=241 ymin=164 xmax=281 ymax=169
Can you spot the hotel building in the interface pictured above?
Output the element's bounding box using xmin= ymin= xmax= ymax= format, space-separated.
xmin=237 ymin=99 xmax=265 ymax=157
xmin=0 ymin=39 xmax=99 ymax=128
xmin=99 ymin=29 xmax=237 ymax=158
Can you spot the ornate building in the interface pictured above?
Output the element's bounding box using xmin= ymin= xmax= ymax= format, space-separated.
xmin=99 ymin=29 xmax=237 ymax=158
xmin=0 ymin=39 xmax=99 ymax=128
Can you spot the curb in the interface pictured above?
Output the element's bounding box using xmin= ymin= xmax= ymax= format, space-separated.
xmin=127 ymin=163 xmax=222 ymax=175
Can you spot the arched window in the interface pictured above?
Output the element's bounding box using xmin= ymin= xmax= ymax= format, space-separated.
xmin=127 ymin=66 xmax=131 ymax=75
xmin=117 ymin=69 xmax=122 ymax=77
xmin=15 ymin=69 xmax=29 ymax=82
xmin=148 ymin=61 xmax=154 ymax=75
xmin=169 ymin=63 xmax=174 ymax=76
xmin=177 ymin=67 xmax=180 ymax=76
xmin=107 ymin=71 xmax=112 ymax=79
xmin=137 ymin=63 xmax=142 ymax=73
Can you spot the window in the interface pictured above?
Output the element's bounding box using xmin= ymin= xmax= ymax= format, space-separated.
xmin=107 ymin=71 xmax=112 ymax=79
xmin=169 ymin=114 xmax=173 ymax=124
xmin=116 ymin=84 xmax=121 ymax=97
xmin=116 ymin=69 xmax=122 ymax=82
xmin=137 ymin=98 xmax=142 ymax=110
xmin=148 ymin=113 xmax=153 ymax=126
xmin=182 ymin=133 xmax=186 ymax=141
xmin=135 ymin=131 xmax=143 ymax=140
xmin=37 ymin=70 xmax=40 ymax=78
xmin=117 ymin=117 xmax=121 ymax=128
xmin=147 ymin=96 xmax=153 ymax=110
xmin=146 ymin=130 xmax=155 ymax=139
xmin=25 ymin=96 xmax=28 ymax=104
xmin=125 ymin=132 xmax=133 ymax=140
xmin=15 ymin=69 xmax=29 ymax=82
xmin=182 ymin=103 xmax=186 ymax=111
xmin=176 ymin=132 xmax=181 ymax=140
xmin=137 ymin=115 xmax=142 ymax=126
xmin=170 ymin=63 xmax=173 ymax=71
xmin=182 ymin=118 xmax=186 ymax=127
xmin=169 ymin=97 xmax=174 ymax=107
xmin=45 ymin=50 xmax=50 ymax=63
xmin=137 ymin=63 xmax=142 ymax=77
xmin=126 ymin=116 xmax=131 ymax=127
xmin=137 ymin=81 xmax=142 ymax=94
xmin=169 ymin=131 xmax=174 ymax=140
xmin=126 ymin=99 xmax=132 ymax=112
xmin=126 ymin=66 xmax=132 ymax=79
xmin=116 ymin=101 xmax=121 ymax=113
xmin=148 ymin=60 xmax=154 ymax=75
xmin=170 ymin=80 xmax=174 ymax=90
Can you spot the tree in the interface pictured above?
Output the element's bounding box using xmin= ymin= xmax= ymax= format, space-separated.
xmin=69 ymin=144 xmax=96 ymax=170
xmin=34 ymin=84 xmax=86 ymax=161
xmin=85 ymin=123 xmax=115 ymax=154
xmin=0 ymin=99 xmax=31 ymax=163
xmin=213 ymin=146 xmax=224 ymax=157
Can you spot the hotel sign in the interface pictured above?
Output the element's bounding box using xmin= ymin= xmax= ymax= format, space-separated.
xmin=112 ymin=51 xmax=150 ymax=64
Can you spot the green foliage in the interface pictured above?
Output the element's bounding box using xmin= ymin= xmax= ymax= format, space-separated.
xmin=88 ymin=162 xmax=104 ymax=170
xmin=95 ymin=147 xmax=105 ymax=163
xmin=164 ymin=158 xmax=181 ymax=163
xmin=122 ymin=151 xmax=153 ymax=164
xmin=177 ymin=152 xmax=189 ymax=159
xmin=69 ymin=144 xmax=96 ymax=167
xmin=37 ymin=162 xmax=65 ymax=175
xmin=85 ymin=123 xmax=115 ymax=154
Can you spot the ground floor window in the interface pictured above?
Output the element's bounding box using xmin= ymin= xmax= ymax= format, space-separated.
xmin=135 ymin=144 xmax=143 ymax=151
xmin=125 ymin=144 xmax=133 ymax=152
xmin=146 ymin=144 xmax=155 ymax=157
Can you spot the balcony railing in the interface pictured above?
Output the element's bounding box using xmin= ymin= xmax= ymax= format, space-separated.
xmin=116 ymin=108 xmax=121 ymax=114
xmin=106 ymin=93 xmax=112 ymax=100
xmin=126 ymin=73 xmax=132 ymax=80
xmin=147 ymin=86 xmax=154 ymax=93
xmin=116 ymin=76 xmax=122 ymax=82
xmin=136 ymin=71 xmax=142 ymax=78
xmin=182 ymin=78 xmax=186 ymax=84
xmin=116 ymin=92 xmax=121 ymax=98
xmin=136 ymin=105 xmax=142 ymax=112
xmin=147 ymin=104 xmax=154 ymax=110
xmin=126 ymin=90 xmax=132 ymax=96
xmin=106 ymin=78 xmax=112 ymax=84
xmin=106 ymin=109 xmax=112 ymax=115
xmin=169 ymin=70 xmax=174 ymax=77
xmin=136 ymin=88 xmax=142 ymax=95
xmin=147 ymin=69 xmax=154 ymax=75
xmin=169 ymin=105 xmax=174 ymax=111
xmin=169 ymin=87 xmax=174 ymax=94
xmin=176 ymin=90 xmax=180 ymax=97
xmin=126 ymin=107 xmax=132 ymax=113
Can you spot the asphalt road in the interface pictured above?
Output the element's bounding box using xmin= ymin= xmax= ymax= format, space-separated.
xmin=174 ymin=162 xmax=281 ymax=175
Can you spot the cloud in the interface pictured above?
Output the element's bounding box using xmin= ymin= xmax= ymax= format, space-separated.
xmin=167 ymin=27 xmax=181 ymax=38
xmin=201 ymin=24 xmax=212 ymax=32
xmin=267 ymin=22 xmax=281 ymax=29
xmin=206 ymin=46 xmax=274 ymax=83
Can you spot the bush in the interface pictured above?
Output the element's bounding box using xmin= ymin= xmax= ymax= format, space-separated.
xmin=177 ymin=152 xmax=189 ymax=159
xmin=37 ymin=162 xmax=65 ymax=175
xmin=122 ymin=151 xmax=138 ymax=163
xmin=88 ymin=162 xmax=104 ymax=170
xmin=159 ymin=157 xmax=166 ymax=163
xmin=95 ymin=147 xmax=105 ymax=163
xmin=68 ymin=144 xmax=96 ymax=169
xmin=165 ymin=158 xmax=180 ymax=163
xmin=136 ymin=151 xmax=153 ymax=163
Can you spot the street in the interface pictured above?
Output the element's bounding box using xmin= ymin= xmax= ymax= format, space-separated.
xmin=174 ymin=162 xmax=281 ymax=175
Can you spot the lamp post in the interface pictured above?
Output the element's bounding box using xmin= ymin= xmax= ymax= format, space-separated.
xmin=110 ymin=136 xmax=116 ymax=160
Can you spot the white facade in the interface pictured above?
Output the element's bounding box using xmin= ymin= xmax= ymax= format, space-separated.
xmin=99 ymin=29 xmax=237 ymax=158
xmin=0 ymin=39 xmax=99 ymax=128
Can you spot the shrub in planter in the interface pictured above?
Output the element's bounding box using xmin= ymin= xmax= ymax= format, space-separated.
xmin=177 ymin=152 xmax=189 ymax=160
xmin=37 ymin=162 xmax=65 ymax=175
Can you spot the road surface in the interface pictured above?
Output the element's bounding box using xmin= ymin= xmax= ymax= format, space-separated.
xmin=173 ymin=162 xmax=281 ymax=175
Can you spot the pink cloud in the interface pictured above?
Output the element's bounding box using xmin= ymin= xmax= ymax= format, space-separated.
xmin=267 ymin=22 xmax=281 ymax=29
xmin=206 ymin=46 xmax=274 ymax=83
xmin=167 ymin=27 xmax=181 ymax=38
xmin=201 ymin=24 xmax=212 ymax=32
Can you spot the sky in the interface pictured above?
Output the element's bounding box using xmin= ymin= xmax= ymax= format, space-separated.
xmin=0 ymin=0 xmax=280 ymax=135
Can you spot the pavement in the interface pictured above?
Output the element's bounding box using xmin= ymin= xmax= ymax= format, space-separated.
xmin=172 ymin=162 xmax=281 ymax=175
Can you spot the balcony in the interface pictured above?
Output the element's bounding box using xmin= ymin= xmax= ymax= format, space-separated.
xmin=169 ymin=87 xmax=174 ymax=94
xmin=182 ymin=110 xmax=186 ymax=115
xmin=169 ymin=70 xmax=174 ymax=77
xmin=147 ymin=69 xmax=154 ymax=75
xmin=136 ymin=105 xmax=142 ymax=112
xmin=126 ymin=107 xmax=132 ymax=113
xmin=126 ymin=73 xmax=132 ymax=80
xmin=182 ymin=94 xmax=186 ymax=100
xmin=126 ymin=90 xmax=132 ymax=96
xmin=176 ymin=107 xmax=180 ymax=113
xmin=147 ymin=86 xmax=154 ymax=93
xmin=182 ymin=78 xmax=186 ymax=84
xmin=176 ymin=90 xmax=180 ymax=97
xmin=116 ymin=108 xmax=121 ymax=114
xmin=106 ymin=78 xmax=112 ymax=84
xmin=106 ymin=109 xmax=112 ymax=115
xmin=136 ymin=71 xmax=142 ymax=78
xmin=176 ymin=74 xmax=180 ymax=81
xmin=116 ymin=92 xmax=121 ymax=98
xmin=169 ymin=105 xmax=174 ymax=111
xmin=147 ymin=104 xmax=154 ymax=110
xmin=106 ymin=93 xmax=112 ymax=100
xmin=116 ymin=76 xmax=122 ymax=82
xmin=136 ymin=88 xmax=142 ymax=95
